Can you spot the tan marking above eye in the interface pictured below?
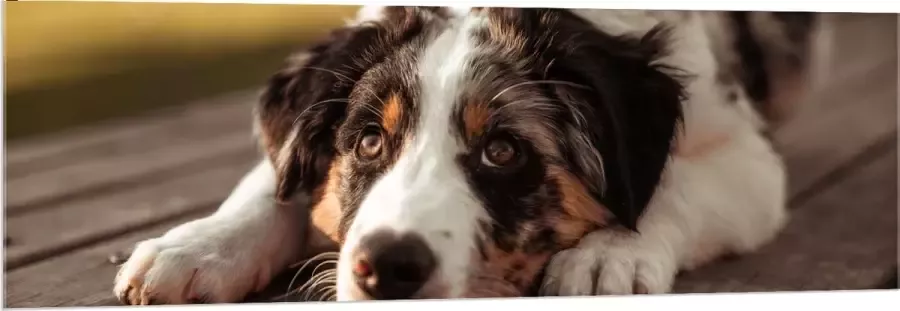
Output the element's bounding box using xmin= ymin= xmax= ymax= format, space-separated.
xmin=382 ymin=94 xmax=403 ymax=135
xmin=463 ymin=102 xmax=490 ymax=139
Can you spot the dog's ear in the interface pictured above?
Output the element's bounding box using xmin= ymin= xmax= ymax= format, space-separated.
xmin=256 ymin=7 xmax=430 ymax=203
xmin=549 ymin=17 xmax=686 ymax=231
xmin=255 ymin=26 xmax=368 ymax=203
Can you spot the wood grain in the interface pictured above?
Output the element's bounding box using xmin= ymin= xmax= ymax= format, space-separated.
xmin=4 ymin=151 xmax=258 ymax=270
xmin=6 ymin=130 xmax=256 ymax=215
xmin=4 ymin=210 xmax=215 ymax=308
xmin=5 ymin=90 xmax=257 ymax=179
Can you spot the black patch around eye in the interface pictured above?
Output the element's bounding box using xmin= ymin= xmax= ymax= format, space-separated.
xmin=478 ymin=132 xmax=528 ymax=172
xmin=457 ymin=136 xmax=556 ymax=252
xmin=464 ymin=132 xmax=540 ymax=184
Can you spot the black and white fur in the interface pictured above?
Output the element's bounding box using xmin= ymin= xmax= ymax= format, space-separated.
xmin=113 ymin=6 xmax=817 ymax=303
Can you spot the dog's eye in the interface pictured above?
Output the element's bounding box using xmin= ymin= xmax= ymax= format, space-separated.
xmin=357 ymin=130 xmax=384 ymax=159
xmin=481 ymin=137 xmax=518 ymax=167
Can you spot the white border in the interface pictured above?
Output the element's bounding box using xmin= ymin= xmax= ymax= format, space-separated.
xmin=48 ymin=290 xmax=900 ymax=311
xmin=1 ymin=0 xmax=897 ymax=311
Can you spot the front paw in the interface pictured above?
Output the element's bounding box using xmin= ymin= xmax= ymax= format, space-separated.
xmin=113 ymin=221 xmax=268 ymax=305
xmin=539 ymin=230 xmax=678 ymax=296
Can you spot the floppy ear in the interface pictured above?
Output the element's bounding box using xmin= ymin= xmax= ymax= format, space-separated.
xmin=256 ymin=7 xmax=430 ymax=203
xmin=549 ymin=21 xmax=686 ymax=231
xmin=255 ymin=26 xmax=367 ymax=203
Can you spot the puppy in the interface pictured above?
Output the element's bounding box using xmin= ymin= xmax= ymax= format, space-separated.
xmin=113 ymin=7 xmax=817 ymax=303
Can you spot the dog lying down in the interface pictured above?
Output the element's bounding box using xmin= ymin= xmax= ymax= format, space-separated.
xmin=113 ymin=6 xmax=817 ymax=303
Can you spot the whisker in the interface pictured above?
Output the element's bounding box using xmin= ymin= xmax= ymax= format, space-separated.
xmin=489 ymin=80 xmax=590 ymax=104
xmin=280 ymin=252 xmax=340 ymax=301
xmin=356 ymin=85 xmax=388 ymax=107
xmin=297 ymin=270 xmax=337 ymax=301
xmin=300 ymin=66 xmax=355 ymax=83
xmin=289 ymin=66 xmax=397 ymax=125
xmin=485 ymin=98 xmax=560 ymax=122
xmin=293 ymin=98 xmax=350 ymax=127
xmin=287 ymin=252 xmax=340 ymax=269
xmin=543 ymin=58 xmax=557 ymax=80
xmin=311 ymin=283 xmax=338 ymax=301
xmin=310 ymin=261 xmax=338 ymax=282
xmin=296 ymin=266 xmax=337 ymax=297
xmin=360 ymin=101 xmax=385 ymax=120
xmin=326 ymin=292 xmax=338 ymax=302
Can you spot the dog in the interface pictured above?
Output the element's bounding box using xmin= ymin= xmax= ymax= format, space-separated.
xmin=113 ymin=6 xmax=818 ymax=303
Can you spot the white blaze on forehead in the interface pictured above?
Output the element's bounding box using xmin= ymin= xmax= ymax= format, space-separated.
xmin=337 ymin=11 xmax=490 ymax=300
xmin=347 ymin=5 xmax=387 ymax=26
xmin=447 ymin=7 xmax=474 ymax=18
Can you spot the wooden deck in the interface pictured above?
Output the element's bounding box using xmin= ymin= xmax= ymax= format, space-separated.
xmin=4 ymin=13 xmax=898 ymax=308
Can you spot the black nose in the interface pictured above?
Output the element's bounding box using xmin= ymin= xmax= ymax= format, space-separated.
xmin=352 ymin=229 xmax=437 ymax=300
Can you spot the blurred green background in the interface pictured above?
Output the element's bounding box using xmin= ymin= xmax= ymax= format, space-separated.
xmin=5 ymin=0 xmax=360 ymax=141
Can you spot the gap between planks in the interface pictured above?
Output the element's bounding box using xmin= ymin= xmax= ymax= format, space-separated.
xmin=5 ymin=132 xmax=257 ymax=217
xmin=4 ymin=149 xmax=259 ymax=270
xmin=5 ymin=110 xmax=258 ymax=216
xmin=5 ymin=89 xmax=260 ymax=176
xmin=4 ymin=91 xmax=263 ymax=270
xmin=4 ymin=208 xmax=217 ymax=308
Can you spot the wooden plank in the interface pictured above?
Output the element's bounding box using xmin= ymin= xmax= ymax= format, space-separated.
xmin=4 ymin=149 xmax=258 ymax=270
xmin=774 ymin=13 xmax=898 ymax=198
xmin=5 ymin=130 xmax=256 ymax=216
xmin=5 ymin=89 xmax=256 ymax=179
xmin=779 ymin=69 xmax=896 ymax=204
xmin=3 ymin=209 xmax=216 ymax=308
xmin=673 ymin=145 xmax=898 ymax=292
xmin=5 ymin=89 xmax=256 ymax=171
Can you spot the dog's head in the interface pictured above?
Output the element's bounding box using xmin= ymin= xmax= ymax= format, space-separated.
xmin=256 ymin=7 xmax=684 ymax=300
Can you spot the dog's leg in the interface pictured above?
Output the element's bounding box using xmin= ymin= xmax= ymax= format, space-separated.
xmin=114 ymin=158 xmax=306 ymax=304
xmin=541 ymin=129 xmax=788 ymax=295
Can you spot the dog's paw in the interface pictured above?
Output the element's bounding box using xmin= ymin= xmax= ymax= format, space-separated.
xmin=113 ymin=221 xmax=268 ymax=305
xmin=539 ymin=229 xmax=678 ymax=296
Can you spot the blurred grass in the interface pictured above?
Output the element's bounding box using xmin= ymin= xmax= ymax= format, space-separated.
xmin=4 ymin=1 xmax=360 ymax=141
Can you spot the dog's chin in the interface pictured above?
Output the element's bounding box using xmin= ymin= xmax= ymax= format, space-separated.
xmin=334 ymin=266 xmax=524 ymax=301
xmin=334 ymin=275 xmax=454 ymax=301
xmin=335 ymin=282 xmax=523 ymax=301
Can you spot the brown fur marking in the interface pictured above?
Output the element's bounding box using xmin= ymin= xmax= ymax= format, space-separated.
xmin=303 ymin=157 xmax=344 ymax=256
xmin=462 ymin=101 xmax=491 ymax=139
xmin=547 ymin=166 xmax=610 ymax=246
xmin=469 ymin=243 xmax=551 ymax=297
xmin=382 ymin=94 xmax=403 ymax=135
xmin=466 ymin=165 xmax=615 ymax=298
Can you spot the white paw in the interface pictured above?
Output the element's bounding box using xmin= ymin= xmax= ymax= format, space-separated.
xmin=113 ymin=219 xmax=270 ymax=305
xmin=539 ymin=229 xmax=678 ymax=296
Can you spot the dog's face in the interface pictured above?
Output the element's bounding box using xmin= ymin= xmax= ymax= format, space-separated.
xmin=256 ymin=7 xmax=684 ymax=300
